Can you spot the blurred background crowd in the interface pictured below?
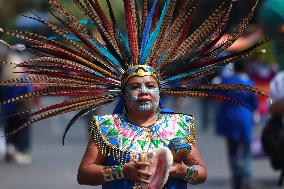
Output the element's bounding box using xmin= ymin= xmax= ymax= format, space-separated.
xmin=1 ymin=0 xmax=284 ymax=189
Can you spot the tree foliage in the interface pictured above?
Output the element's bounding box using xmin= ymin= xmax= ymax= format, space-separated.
xmin=0 ymin=0 xmax=39 ymax=27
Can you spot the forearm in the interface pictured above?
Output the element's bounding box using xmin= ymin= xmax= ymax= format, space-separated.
xmin=77 ymin=164 xmax=124 ymax=186
xmin=184 ymin=164 xmax=207 ymax=184
xmin=170 ymin=162 xmax=207 ymax=184
xmin=77 ymin=163 xmax=106 ymax=186
xmin=182 ymin=147 xmax=207 ymax=184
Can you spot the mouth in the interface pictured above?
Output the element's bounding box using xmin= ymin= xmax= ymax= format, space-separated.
xmin=137 ymin=97 xmax=151 ymax=102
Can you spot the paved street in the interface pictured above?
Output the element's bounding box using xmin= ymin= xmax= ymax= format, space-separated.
xmin=0 ymin=99 xmax=281 ymax=189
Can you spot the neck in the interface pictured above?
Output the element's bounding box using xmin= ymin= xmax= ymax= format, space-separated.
xmin=126 ymin=109 xmax=158 ymax=127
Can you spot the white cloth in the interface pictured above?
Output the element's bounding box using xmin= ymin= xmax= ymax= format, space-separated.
xmin=270 ymin=71 xmax=284 ymax=103
xmin=269 ymin=71 xmax=284 ymax=124
xmin=0 ymin=124 xmax=6 ymax=157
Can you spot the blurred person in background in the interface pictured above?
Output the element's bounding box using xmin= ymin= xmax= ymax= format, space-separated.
xmin=256 ymin=0 xmax=284 ymax=185
xmin=261 ymin=71 xmax=284 ymax=186
xmin=0 ymin=51 xmax=34 ymax=165
xmin=215 ymin=61 xmax=258 ymax=189
xmin=0 ymin=44 xmax=7 ymax=160
xmin=247 ymin=55 xmax=276 ymax=123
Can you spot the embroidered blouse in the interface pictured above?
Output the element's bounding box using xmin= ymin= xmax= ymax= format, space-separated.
xmin=90 ymin=113 xmax=195 ymax=189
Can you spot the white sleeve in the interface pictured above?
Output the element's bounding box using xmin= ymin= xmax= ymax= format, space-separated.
xmin=270 ymin=71 xmax=284 ymax=103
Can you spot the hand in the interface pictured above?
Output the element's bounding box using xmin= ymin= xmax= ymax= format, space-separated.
xmin=123 ymin=161 xmax=152 ymax=184
xmin=169 ymin=162 xmax=187 ymax=179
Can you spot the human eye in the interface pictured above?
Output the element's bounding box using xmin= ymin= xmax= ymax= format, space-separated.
xmin=131 ymin=85 xmax=140 ymax=90
xmin=146 ymin=82 xmax=157 ymax=89
xmin=147 ymin=85 xmax=155 ymax=89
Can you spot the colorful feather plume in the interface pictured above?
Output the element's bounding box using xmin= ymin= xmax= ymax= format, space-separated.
xmin=0 ymin=0 xmax=267 ymax=139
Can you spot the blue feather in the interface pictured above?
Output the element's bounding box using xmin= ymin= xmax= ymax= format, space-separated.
xmin=48 ymin=35 xmax=60 ymax=40
xmin=57 ymin=34 xmax=122 ymax=68
xmin=47 ymin=34 xmax=106 ymax=78
xmin=164 ymin=66 xmax=224 ymax=82
xmin=64 ymin=34 xmax=81 ymax=41
xmin=120 ymin=32 xmax=132 ymax=63
xmin=93 ymin=42 xmax=122 ymax=68
xmin=79 ymin=19 xmax=93 ymax=26
xmin=140 ymin=0 xmax=170 ymax=64
xmin=157 ymin=52 xmax=168 ymax=65
xmin=139 ymin=0 xmax=159 ymax=64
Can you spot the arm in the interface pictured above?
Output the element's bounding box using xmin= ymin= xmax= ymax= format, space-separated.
xmin=170 ymin=145 xmax=207 ymax=184
xmin=77 ymin=138 xmax=152 ymax=186
xmin=77 ymin=138 xmax=107 ymax=186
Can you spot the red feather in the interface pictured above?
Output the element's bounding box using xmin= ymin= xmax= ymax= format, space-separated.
xmin=123 ymin=0 xmax=139 ymax=65
xmin=150 ymin=3 xmax=159 ymax=33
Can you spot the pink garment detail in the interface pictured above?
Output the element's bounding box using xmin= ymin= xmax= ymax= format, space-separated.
xmin=121 ymin=129 xmax=135 ymax=138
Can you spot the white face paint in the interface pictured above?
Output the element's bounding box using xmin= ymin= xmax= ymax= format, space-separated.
xmin=138 ymin=101 xmax=152 ymax=111
xmin=124 ymin=77 xmax=160 ymax=112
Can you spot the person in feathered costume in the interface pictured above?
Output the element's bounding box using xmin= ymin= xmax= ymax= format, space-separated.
xmin=0 ymin=0 xmax=268 ymax=188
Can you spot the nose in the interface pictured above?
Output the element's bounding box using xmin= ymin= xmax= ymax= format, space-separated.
xmin=140 ymin=84 xmax=149 ymax=94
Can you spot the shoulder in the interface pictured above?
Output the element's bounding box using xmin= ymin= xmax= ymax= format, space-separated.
xmin=177 ymin=113 xmax=194 ymax=121
xmin=175 ymin=113 xmax=195 ymax=133
xmin=271 ymin=71 xmax=284 ymax=85
xmin=163 ymin=113 xmax=195 ymax=135
xmin=90 ymin=114 xmax=121 ymax=133
xmin=270 ymin=71 xmax=284 ymax=102
xmin=91 ymin=114 xmax=118 ymax=125
xmin=163 ymin=113 xmax=194 ymax=124
xmin=164 ymin=113 xmax=196 ymax=147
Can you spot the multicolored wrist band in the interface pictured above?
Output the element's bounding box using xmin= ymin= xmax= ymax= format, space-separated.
xmin=102 ymin=165 xmax=125 ymax=182
xmin=183 ymin=166 xmax=199 ymax=183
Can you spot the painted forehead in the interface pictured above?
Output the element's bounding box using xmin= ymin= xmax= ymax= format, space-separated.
xmin=125 ymin=76 xmax=159 ymax=86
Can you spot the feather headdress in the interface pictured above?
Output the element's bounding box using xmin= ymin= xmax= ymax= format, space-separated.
xmin=0 ymin=0 xmax=267 ymax=140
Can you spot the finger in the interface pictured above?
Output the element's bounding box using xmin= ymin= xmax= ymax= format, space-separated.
xmin=169 ymin=164 xmax=177 ymax=172
xmin=138 ymin=178 xmax=150 ymax=184
xmin=172 ymin=161 xmax=179 ymax=165
xmin=132 ymin=160 xmax=138 ymax=164
xmin=138 ymin=153 xmax=145 ymax=161
xmin=134 ymin=162 xmax=150 ymax=170
xmin=135 ymin=161 xmax=150 ymax=167
xmin=137 ymin=169 xmax=152 ymax=177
